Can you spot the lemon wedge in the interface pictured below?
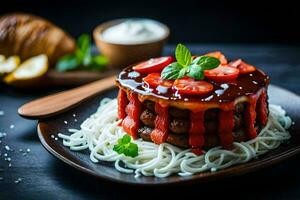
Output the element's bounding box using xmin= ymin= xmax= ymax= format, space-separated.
xmin=4 ymin=54 xmax=48 ymax=87
xmin=0 ymin=55 xmax=21 ymax=76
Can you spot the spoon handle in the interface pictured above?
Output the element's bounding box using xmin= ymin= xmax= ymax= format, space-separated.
xmin=18 ymin=75 xmax=116 ymax=119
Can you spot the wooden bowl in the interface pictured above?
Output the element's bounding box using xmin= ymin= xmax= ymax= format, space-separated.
xmin=93 ymin=18 xmax=170 ymax=69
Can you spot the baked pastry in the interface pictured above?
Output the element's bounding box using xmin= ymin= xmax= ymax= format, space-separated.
xmin=0 ymin=13 xmax=75 ymax=65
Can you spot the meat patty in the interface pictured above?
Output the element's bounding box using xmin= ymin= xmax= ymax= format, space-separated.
xmin=140 ymin=109 xmax=156 ymax=128
xmin=138 ymin=126 xmax=152 ymax=141
xmin=143 ymin=100 xmax=155 ymax=112
xmin=205 ymin=109 xmax=219 ymax=120
xmin=169 ymin=118 xmax=190 ymax=134
xmin=166 ymin=133 xmax=189 ymax=148
xmin=138 ymin=126 xmax=189 ymax=148
xmin=169 ymin=107 xmax=189 ymax=118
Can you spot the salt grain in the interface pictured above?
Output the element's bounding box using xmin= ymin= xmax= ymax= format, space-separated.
xmin=64 ymin=121 xmax=68 ymax=124
xmin=4 ymin=153 xmax=7 ymax=157
xmin=19 ymin=149 xmax=23 ymax=152
xmin=74 ymin=119 xmax=78 ymax=122
xmin=0 ymin=110 xmax=4 ymax=116
xmin=5 ymin=145 xmax=10 ymax=151
xmin=72 ymin=114 xmax=76 ymax=117
xmin=26 ymin=148 xmax=31 ymax=153
xmin=0 ymin=177 xmax=4 ymax=181
xmin=10 ymin=124 xmax=15 ymax=129
xmin=51 ymin=135 xmax=55 ymax=138
xmin=14 ymin=178 xmax=22 ymax=183
xmin=8 ymin=163 xmax=12 ymax=167
xmin=6 ymin=157 xmax=11 ymax=162
xmin=55 ymin=137 xmax=58 ymax=141
xmin=22 ymin=153 xmax=27 ymax=156
xmin=0 ymin=132 xmax=7 ymax=138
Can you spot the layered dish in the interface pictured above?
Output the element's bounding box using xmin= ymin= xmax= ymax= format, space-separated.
xmin=59 ymin=44 xmax=292 ymax=178
xmin=116 ymin=48 xmax=269 ymax=154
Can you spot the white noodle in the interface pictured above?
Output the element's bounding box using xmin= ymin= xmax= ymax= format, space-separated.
xmin=58 ymin=98 xmax=292 ymax=178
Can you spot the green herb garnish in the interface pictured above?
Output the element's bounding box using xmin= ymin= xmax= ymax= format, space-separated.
xmin=56 ymin=34 xmax=108 ymax=72
xmin=113 ymin=135 xmax=138 ymax=158
xmin=161 ymin=43 xmax=220 ymax=80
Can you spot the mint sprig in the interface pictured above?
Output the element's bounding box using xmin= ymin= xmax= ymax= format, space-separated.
xmin=161 ymin=44 xmax=220 ymax=80
xmin=56 ymin=34 xmax=108 ymax=72
xmin=113 ymin=135 xmax=138 ymax=158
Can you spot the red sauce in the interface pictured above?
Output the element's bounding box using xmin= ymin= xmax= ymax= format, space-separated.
xmin=189 ymin=111 xmax=205 ymax=148
xmin=150 ymin=103 xmax=169 ymax=144
xmin=256 ymin=89 xmax=268 ymax=126
xmin=218 ymin=110 xmax=234 ymax=149
xmin=117 ymin=89 xmax=128 ymax=120
xmin=244 ymin=96 xmax=258 ymax=139
xmin=121 ymin=93 xmax=141 ymax=139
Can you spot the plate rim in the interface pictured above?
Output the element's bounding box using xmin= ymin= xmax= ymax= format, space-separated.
xmin=37 ymin=85 xmax=300 ymax=185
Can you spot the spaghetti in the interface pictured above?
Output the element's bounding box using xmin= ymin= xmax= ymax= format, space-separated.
xmin=58 ymin=98 xmax=292 ymax=178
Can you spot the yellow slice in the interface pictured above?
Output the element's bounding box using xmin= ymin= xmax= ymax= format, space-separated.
xmin=4 ymin=54 xmax=48 ymax=88
xmin=0 ymin=55 xmax=21 ymax=76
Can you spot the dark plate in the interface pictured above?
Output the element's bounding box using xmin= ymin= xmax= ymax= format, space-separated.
xmin=37 ymin=85 xmax=300 ymax=185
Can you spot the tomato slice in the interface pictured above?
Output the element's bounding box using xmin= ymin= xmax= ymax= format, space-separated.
xmin=173 ymin=77 xmax=213 ymax=95
xmin=229 ymin=59 xmax=256 ymax=74
xmin=205 ymin=51 xmax=228 ymax=65
xmin=143 ymin=73 xmax=173 ymax=88
xmin=204 ymin=65 xmax=239 ymax=82
xmin=132 ymin=57 xmax=173 ymax=73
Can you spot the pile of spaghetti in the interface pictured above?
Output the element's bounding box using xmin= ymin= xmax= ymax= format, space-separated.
xmin=58 ymin=98 xmax=292 ymax=178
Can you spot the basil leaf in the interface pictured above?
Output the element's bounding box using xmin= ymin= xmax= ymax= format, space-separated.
xmin=175 ymin=44 xmax=192 ymax=67
xmin=56 ymin=54 xmax=79 ymax=72
xmin=161 ymin=63 xmax=182 ymax=80
xmin=124 ymin=143 xmax=138 ymax=158
xmin=178 ymin=67 xmax=189 ymax=79
xmin=121 ymin=134 xmax=131 ymax=144
xmin=194 ymin=56 xmax=220 ymax=70
xmin=113 ymin=135 xmax=139 ymax=158
xmin=76 ymin=34 xmax=91 ymax=65
xmin=92 ymin=55 xmax=109 ymax=66
xmin=187 ymin=64 xmax=204 ymax=80
xmin=77 ymin=34 xmax=90 ymax=54
xmin=113 ymin=143 xmax=124 ymax=153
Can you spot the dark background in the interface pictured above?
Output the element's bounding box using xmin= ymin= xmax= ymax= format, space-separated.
xmin=0 ymin=0 xmax=299 ymax=44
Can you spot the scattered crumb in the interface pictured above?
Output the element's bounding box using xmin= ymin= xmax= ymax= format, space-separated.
xmin=211 ymin=167 xmax=217 ymax=172
xmin=5 ymin=145 xmax=10 ymax=151
xmin=64 ymin=121 xmax=68 ymax=125
xmin=14 ymin=178 xmax=22 ymax=184
xmin=10 ymin=124 xmax=15 ymax=129
xmin=51 ymin=135 xmax=55 ymax=139
xmin=72 ymin=114 xmax=76 ymax=117
xmin=0 ymin=110 xmax=4 ymax=116
xmin=0 ymin=132 xmax=7 ymax=138
xmin=26 ymin=148 xmax=31 ymax=153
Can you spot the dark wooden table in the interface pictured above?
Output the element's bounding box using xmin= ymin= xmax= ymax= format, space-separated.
xmin=1 ymin=44 xmax=300 ymax=200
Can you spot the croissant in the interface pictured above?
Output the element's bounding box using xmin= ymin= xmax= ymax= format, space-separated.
xmin=0 ymin=13 xmax=76 ymax=65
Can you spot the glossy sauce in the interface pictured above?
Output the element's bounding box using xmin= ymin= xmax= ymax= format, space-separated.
xmin=116 ymin=66 xmax=269 ymax=105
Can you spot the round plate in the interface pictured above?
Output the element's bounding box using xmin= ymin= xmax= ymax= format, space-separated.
xmin=37 ymin=85 xmax=300 ymax=185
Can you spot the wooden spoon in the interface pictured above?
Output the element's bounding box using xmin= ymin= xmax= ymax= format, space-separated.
xmin=18 ymin=75 xmax=116 ymax=119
